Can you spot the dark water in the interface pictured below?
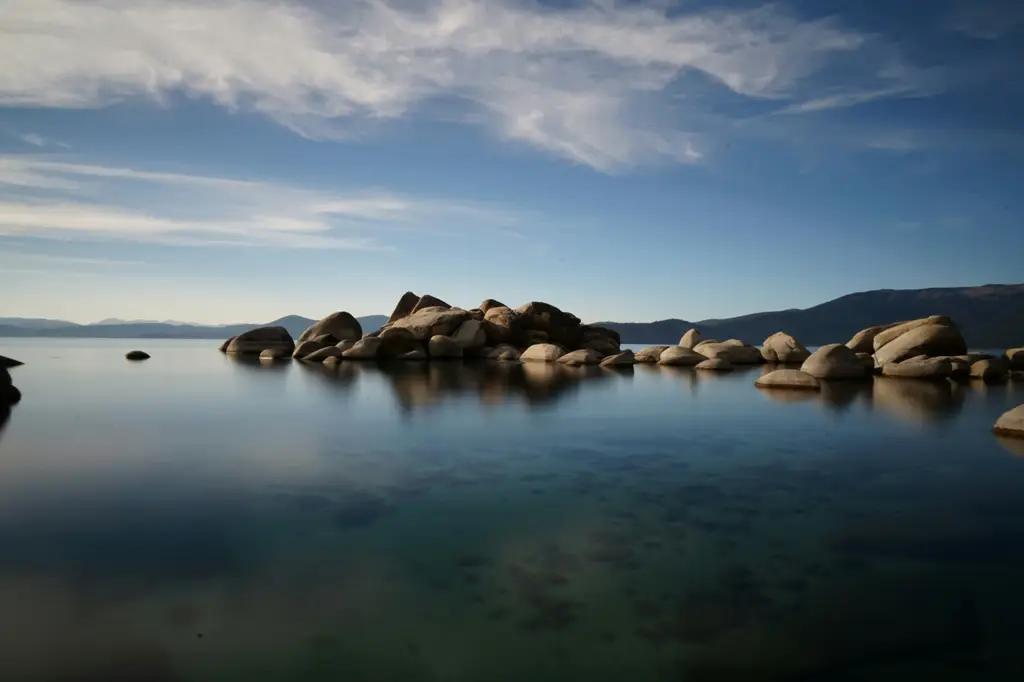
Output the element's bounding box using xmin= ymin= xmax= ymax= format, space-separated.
xmin=1 ymin=338 xmax=1024 ymax=681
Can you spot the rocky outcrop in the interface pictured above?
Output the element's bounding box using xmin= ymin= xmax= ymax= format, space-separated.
xmin=557 ymin=349 xmax=602 ymax=366
xmin=635 ymin=346 xmax=671 ymax=363
xmin=873 ymin=316 xmax=952 ymax=351
xmin=971 ymin=358 xmax=1009 ymax=382
xmin=600 ymin=350 xmax=635 ymax=366
xmin=478 ymin=299 xmax=507 ymax=314
xmin=521 ymin=343 xmax=566 ymax=363
xmin=336 ymin=339 xmax=356 ymax=353
xmin=298 ymin=312 xmax=362 ymax=345
xmin=881 ymin=357 xmax=953 ymax=379
xmin=1005 ymin=348 xmax=1024 ymax=369
xmin=386 ymin=291 xmax=421 ymax=325
xmin=218 ymin=338 xmax=233 ymax=352
xmin=1 ymin=367 xmax=22 ymax=406
xmin=696 ymin=357 xmax=733 ymax=371
xmin=342 ymin=337 xmax=382 ymax=359
xmin=225 ymin=326 xmax=295 ymax=355
xmin=658 ymin=346 xmax=705 ymax=366
xmin=801 ymin=344 xmax=867 ymax=380
xmin=125 ymin=350 xmax=150 ymax=361
xmin=376 ymin=327 xmax=424 ymax=359
xmin=755 ymin=369 xmax=820 ymax=390
xmin=1 ymin=355 xmax=24 ymax=368
xmin=516 ymin=302 xmax=583 ymax=348
xmin=993 ymin=404 xmax=1024 ymax=438
xmin=389 ymin=307 xmax=472 ymax=341
xmin=411 ymin=294 xmax=451 ymax=314
xmin=428 ymin=335 xmax=463 ymax=359
xmin=679 ymin=329 xmax=703 ymax=349
xmin=694 ymin=340 xmax=762 ymax=364
xmin=873 ymin=321 xmax=967 ymax=366
xmin=845 ymin=323 xmax=900 ymax=354
xmin=760 ymin=332 xmax=810 ymax=364
xmin=580 ymin=325 xmax=620 ymax=355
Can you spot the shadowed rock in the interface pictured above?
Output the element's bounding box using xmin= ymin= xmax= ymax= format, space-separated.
xmin=225 ymin=326 xmax=294 ymax=355
xmin=756 ymin=369 xmax=820 ymax=390
xmin=386 ymin=291 xmax=421 ymax=325
xmin=298 ymin=311 xmax=362 ymax=344
xmin=635 ymin=346 xmax=671 ymax=363
xmin=971 ymin=358 xmax=1009 ymax=383
xmin=0 ymin=355 xmax=23 ymax=368
xmin=659 ymin=346 xmax=705 ymax=366
xmin=801 ymin=344 xmax=867 ymax=380
xmin=760 ymin=332 xmax=810 ymax=364
xmin=994 ymin=404 xmax=1024 ymax=439
xmin=342 ymin=337 xmax=382 ymax=359
xmin=125 ymin=350 xmax=150 ymax=361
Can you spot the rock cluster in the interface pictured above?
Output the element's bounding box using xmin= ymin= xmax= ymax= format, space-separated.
xmin=220 ymin=293 xmax=623 ymax=364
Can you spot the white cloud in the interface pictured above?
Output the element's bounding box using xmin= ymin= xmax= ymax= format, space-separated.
xmin=0 ymin=155 xmax=532 ymax=249
xmin=0 ymin=0 xmax=937 ymax=170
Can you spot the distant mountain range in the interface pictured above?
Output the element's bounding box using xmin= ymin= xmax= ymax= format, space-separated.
xmin=2 ymin=284 xmax=1022 ymax=348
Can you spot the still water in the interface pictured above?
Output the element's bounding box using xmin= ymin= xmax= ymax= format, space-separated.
xmin=1 ymin=338 xmax=1023 ymax=681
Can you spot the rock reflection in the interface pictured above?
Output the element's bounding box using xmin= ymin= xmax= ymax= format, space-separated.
xmin=224 ymin=354 xmax=290 ymax=374
xmin=376 ymin=361 xmax=613 ymax=412
xmin=872 ymin=376 xmax=965 ymax=424
xmin=818 ymin=380 xmax=871 ymax=411
xmin=995 ymin=435 xmax=1024 ymax=458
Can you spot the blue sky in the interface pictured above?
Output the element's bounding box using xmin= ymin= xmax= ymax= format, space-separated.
xmin=0 ymin=0 xmax=1021 ymax=325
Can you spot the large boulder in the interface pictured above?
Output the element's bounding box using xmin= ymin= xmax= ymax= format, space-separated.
xmin=755 ymin=369 xmax=820 ymax=391
xmin=302 ymin=346 xmax=346 ymax=363
xmin=971 ymin=358 xmax=1009 ymax=383
xmin=478 ymin=298 xmax=507 ymax=314
xmin=428 ymin=335 xmax=463 ymax=359
xmin=342 ymin=337 xmax=382 ymax=360
xmin=521 ymin=343 xmax=566 ymax=363
xmin=658 ymin=346 xmax=705 ymax=366
xmin=292 ymin=339 xmax=326 ymax=359
xmin=411 ymin=294 xmax=451 ymax=314
xmin=873 ymin=323 xmax=967 ymax=366
xmin=635 ymin=346 xmax=671 ymax=363
xmin=557 ymin=349 xmax=602 ymax=366
xmin=801 ymin=344 xmax=867 ymax=380
xmin=387 ymin=291 xmax=421 ymax=325
xmin=298 ymin=312 xmax=362 ymax=344
xmin=389 ymin=307 xmax=471 ymax=341
xmin=679 ymin=329 xmax=703 ymax=349
xmin=218 ymin=337 xmax=234 ymax=352
xmin=881 ymin=357 xmax=953 ymax=380
xmin=1 ymin=355 xmax=24 ymax=368
xmin=225 ymin=326 xmax=295 ymax=355
xmin=760 ymin=332 xmax=810 ymax=364
xmin=873 ymin=316 xmax=954 ymax=352
xmin=695 ymin=357 xmax=733 ymax=371
xmin=1005 ymin=348 xmax=1024 ymax=369
xmin=580 ymin=325 xmax=620 ymax=355
xmin=483 ymin=306 xmax=525 ymax=345
xmin=694 ymin=340 xmax=762 ymax=364
xmin=993 ymin=405 xmax=1024 ymax=439
xmin=516 ymin=301 xmax=582 ymax=347
xmin=451 ymin=319 xmax=487 ymax=350
xmin=845 ymin=323 xmax=901 ymax=354
xmin=600 ymin=350 xmax=635 ymax=367
xmin=336 ymin=339 xmax=356 ymax=353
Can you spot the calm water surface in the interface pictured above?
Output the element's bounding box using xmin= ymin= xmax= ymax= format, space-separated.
xmin=2 ymin=338 xmax=1024 ymax=681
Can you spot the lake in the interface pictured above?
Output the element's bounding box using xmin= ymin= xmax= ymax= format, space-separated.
xmin=1 ymin=338 xmax=1023 ymax=681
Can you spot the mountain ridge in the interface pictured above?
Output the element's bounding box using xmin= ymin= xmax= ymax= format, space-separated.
xmin=2 ymin=284 xmax=1021 ymax=347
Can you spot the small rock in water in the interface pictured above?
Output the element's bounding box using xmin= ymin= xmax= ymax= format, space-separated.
xmin=125 ymin=350 xmax=150 ymax=361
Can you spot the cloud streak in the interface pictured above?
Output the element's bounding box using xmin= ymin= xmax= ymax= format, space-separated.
xmin=0 ymin=0 xmax=941 ymax=170
xmin=0 ymin=155 xmax=532 ymax=249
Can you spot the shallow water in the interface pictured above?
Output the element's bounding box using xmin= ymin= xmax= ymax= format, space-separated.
xmin=1 ymin=338 xmax=1023 ymax=681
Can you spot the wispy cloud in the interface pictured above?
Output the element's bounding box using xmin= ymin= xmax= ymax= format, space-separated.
xmin=0 ymin=155 xmax=532 ymax=249
xmin=0 ymin=0 xmax=941 ymax=171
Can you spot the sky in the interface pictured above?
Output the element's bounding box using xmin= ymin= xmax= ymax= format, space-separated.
xmin=0 ymin=0 xmax=1022 ymax=325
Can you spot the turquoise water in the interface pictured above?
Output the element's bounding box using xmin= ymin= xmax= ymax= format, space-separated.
xmin=1 ymin=338 xmax=1023 ymax=681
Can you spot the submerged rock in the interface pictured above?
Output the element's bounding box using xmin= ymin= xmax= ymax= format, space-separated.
xmin=600 ymin=350 xmax=635 ymax=366
xmin=225 ymin=326 xmax=295 ymax=355
xmin=994 ymin=404 xmax=1024 ymax=438
xmin=881 ymin=357 xmax=953 ymax=379
xmin=801 ymin=344 xmax=866 ymax=380
xmin=521 ymin=343 xmax=566 ymax=363
xmin=760 ymin=332 xmax=810 ymax=364
xmin=125 ymin=350 xmax=150 ymax=361
xmin=635 ymin=346 xmax=671 ymax=363
xmin=755 ymin=369 xmax=820 ymax=390
xmin=557 ymin=349 xmax=603 ymax=366
xmin=659 ymin=346 xmax=705 ymax=366
xmin=971 ymin=358 xmax=1009 ymax=383
xmin=696 ymin=357 xmax=733 ymax=371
